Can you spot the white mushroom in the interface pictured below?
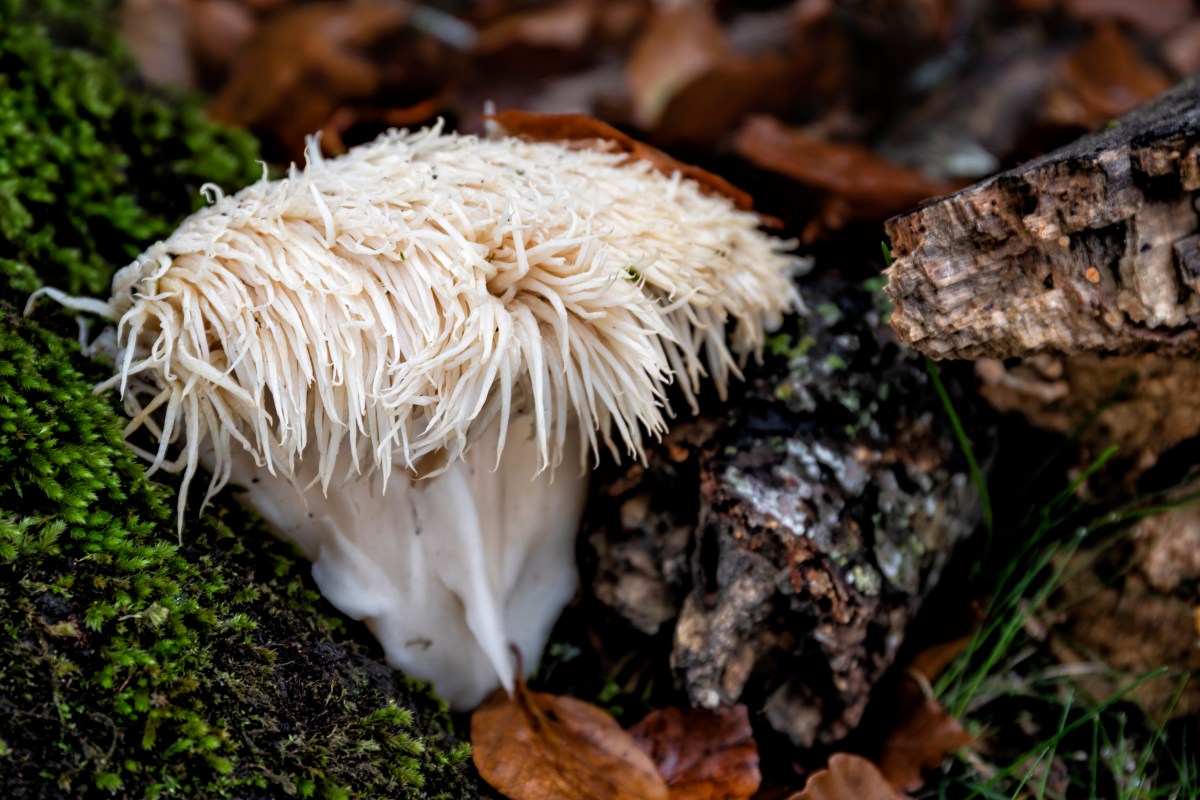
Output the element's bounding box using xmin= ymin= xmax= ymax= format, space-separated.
xmin=39 ymin=121 xmax=800 ymax=708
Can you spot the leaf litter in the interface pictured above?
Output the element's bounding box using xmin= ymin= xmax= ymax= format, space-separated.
xmin=627 ymin=705 xmax=761 ymax=800
xmin=471 ymin=680 xmax=669 ymax=800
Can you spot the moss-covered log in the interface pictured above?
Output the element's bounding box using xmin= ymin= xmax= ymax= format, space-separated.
xmin=0 ymin=3 xmax=477 ymax=797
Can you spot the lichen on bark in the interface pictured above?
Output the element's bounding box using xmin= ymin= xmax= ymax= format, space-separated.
xmin=581 ymin=276 xmax=981 ymax=749
xmin=0 ymin=2 xmax=476 ymax=797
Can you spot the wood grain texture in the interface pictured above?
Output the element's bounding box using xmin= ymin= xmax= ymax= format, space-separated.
xmin=885 ymin=73 xmax=1200 ymax=359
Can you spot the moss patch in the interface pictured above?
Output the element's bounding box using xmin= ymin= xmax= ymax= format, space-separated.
xmin=0 ymin=312 xmax=474 ymax=799
xmin=0 ymin=0 xmax=258 ymax=298
xmin=0 ymin=3 xmax=476 ymax=797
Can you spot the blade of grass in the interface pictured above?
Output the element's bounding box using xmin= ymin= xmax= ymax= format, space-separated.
xmin=926 ymin=356 xmax=993 ymax=539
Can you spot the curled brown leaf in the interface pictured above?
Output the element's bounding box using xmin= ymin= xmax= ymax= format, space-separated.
xmin=627 ymin=705 xmax=761 ymax=800
xmin=475 ymin=0 xmax=644 ymax=55
xmin=879 ymin=697 xmax=974 ymax=793
xmin=1063 ymin=0 xmax=1194 ymax=38
xmin=734 ymin=115 xmax=962 ymax=240
xmin=471 ymin=682 xmax=670 ymax=800
xmin=209 ymin=1 xmax=453 ymax=159
xmin=626 ymin=0 xmax=726 ymax=130
xmin=488 ymin=109 xmax=757 ymax=212
xmin=789 ymin=753 xmax=907 ymax=800
xmin=1043 ymin=23 xmax=1172 ymax=130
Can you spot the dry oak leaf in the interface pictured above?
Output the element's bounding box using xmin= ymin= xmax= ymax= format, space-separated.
xmin=488 ymin=109 xmax=757 ymax=213
xmin=475 ymin=0 xmax=599 ymax=53
xmin=474 ymin=0 xmax=645 ymax=55
xmin=188 ymin=0 xmax=258 ymax=79
xmin=626 ymin=0 xmax=726 ymax=129
xmin=120 ymin=0 xmax=196 ymax=87
xmin=626 ymin=705 xmax=761 ymax=800
xmin=1164 ymin=18 xmax=1200 ymax=77
xmin=789 ymin=753 xmax=907 ymax=800
xmin=208 ymin=1 xmax=453 ymax=158
xmin=1043 ymin=23 xmax=1171 ymax=130
xmin=625 ymin=0 xmax=795 ymax=146
xmin=471 ymin=682 xmax=669 ymax=800
xmin=1063 ymin=0 xmax=1195 ymax=38
xmin=878 ymin=697 xmax=974 ymax=794
xmin=908 ymin=635 xmax=974 ymax=685
xmin=734 ymin=115 xmax=962 ymax=240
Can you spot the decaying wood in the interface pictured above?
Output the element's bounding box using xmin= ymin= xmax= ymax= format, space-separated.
xmin=976 ymin=352 xmax=1200 ymax=487
xmin=885 ymin=72 xmax=1200 ymax=360
xmin=583 ymin=278 xmax=980 ymax=748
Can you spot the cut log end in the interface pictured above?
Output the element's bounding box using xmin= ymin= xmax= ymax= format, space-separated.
xmin=884 ymin=73 xmax=1200 ymax=361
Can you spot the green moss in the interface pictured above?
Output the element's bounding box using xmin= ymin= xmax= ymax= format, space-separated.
xmin=0 ymin=3 xmax=475 ymax=797
xmin=0 ymin=0 xmax=258 ymax=299
xmin=1 ymin=304 xmax=475 ymax=799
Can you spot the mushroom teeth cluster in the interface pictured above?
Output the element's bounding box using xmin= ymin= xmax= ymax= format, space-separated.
xmin=77 ymin=122 xmax=801 ymax=708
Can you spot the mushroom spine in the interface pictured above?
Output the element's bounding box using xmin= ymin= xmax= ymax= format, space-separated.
xmin=46 ymin=122 xmax=801 ymax=708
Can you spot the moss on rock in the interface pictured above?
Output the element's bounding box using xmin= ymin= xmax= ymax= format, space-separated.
xmin=0 ymin=3 xmax=477 ymax=798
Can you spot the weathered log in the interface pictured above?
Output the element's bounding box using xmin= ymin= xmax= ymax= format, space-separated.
xmin=884 ymin=73 xmax=1200 ymax=360
xmin=975 ymin=352 xmax=1200 ymax=487
xmin=583 ymin=278 xmax=981 ymax=747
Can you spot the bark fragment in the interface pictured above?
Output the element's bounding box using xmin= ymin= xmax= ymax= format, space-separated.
xmin=585 ymin=279 xmax=981 ymax=747
xmin=885 ymin=73 xmax=1200 ymax=360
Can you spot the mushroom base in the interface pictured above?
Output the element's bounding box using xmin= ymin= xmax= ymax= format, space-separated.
xmin=214 ymin=414 xmax=587 ymax=709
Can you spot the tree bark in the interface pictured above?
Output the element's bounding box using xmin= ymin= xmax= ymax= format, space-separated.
xmin=885 ymin=73 xmax=1200 ymax=360
xmin=584 ymin=277 xmax=982 ymax=748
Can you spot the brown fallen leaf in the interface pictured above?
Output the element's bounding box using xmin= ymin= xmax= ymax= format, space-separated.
xmin=789 ymin=753 xmax=907 ymax=800
xmin=208 ymin=2 xmax=404 ymax=154
xmin=908 ymin=635 xmax=974 ymax=686
xmin=627 ymin=705 xmax=761 ymax=800
xmin=488 ymin=110 xmax=758 ymax=213
xmin=646 ymin=53 xmax=792 ymax=148
xmin=475 ymin=0 xmax=645 ymax=55
xmin=878 ymin=696 xmax=974 ymax=793
xmin=625 ymin=0 xmax=799 ymax=146
xmin=1164 ymin=18 xmax=1200 ymax=77
xmin=1050 ymin=561 xmax=1200 ymax=718
xmin=471 ymin=681 xmax=670 ymax=800
xmin=1063 ymin=0 xmax=1194 ymax=38
xmin=906 ymin=601 xmax=982 ymax=685
xmin=187 ymin=0 xmax=258 ymax=85
xmin=476 ymin=0 xmax=598 ymax=54
xmin=626 ymin=0 xmax=726 ymax=130
xmin=734 ymin=115 xmax=962 ymax=240
xmin=321 ymin=95 xmax=447 ymax=155
xmin=209 ymin=1 xmax=455 ymax=159
xmin=120 ymin=0 xmax=196 ymax=87
xmin=1042 ymin=23 xmax=1172 ymax=131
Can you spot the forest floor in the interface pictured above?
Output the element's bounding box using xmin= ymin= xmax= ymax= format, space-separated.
xmin=38 ymin=0 xmax=1200 ymax=797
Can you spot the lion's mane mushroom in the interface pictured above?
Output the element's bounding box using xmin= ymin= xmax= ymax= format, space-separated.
xmin=38 ymin=122 xmax=800 ymax=708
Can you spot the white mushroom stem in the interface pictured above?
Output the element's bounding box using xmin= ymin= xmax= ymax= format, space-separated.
xmin=220 ymin=412 xmax=585 ymax=709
